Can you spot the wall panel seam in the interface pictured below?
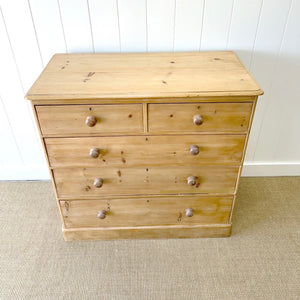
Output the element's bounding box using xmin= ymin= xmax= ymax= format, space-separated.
xmin=116 ymin=0 xmax=122 ymax=52
xmin=226 ymin=0 xmax=235 ymax=50
xmin=249 ymin=0 xmax=264 ymax=71
xmin=198 ymin=0 xmax=205 ymax=50
xmin=86 ymin=0 xmax=95 ymax=53
xmin=172 ymin=0 xmax=177 ymax=52
xmin=0 ymin=7 xmax=25 ymax=92
xmin=145 ymin=0 xmax=148 ymax=52
xmin=0 ymin=94 xmax=24 ymax=164
xmin=57 ymin=0 xmax=68 ymax=53
xmin=27 ymin=0 xmax=44 ymax=67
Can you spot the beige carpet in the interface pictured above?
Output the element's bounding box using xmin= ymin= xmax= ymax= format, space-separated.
xmin=0 ymin=178 xmax=299 ymax=300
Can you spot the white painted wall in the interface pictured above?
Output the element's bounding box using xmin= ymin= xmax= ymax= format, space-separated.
xmin=0 ymin=0 xmax=299 ymax=180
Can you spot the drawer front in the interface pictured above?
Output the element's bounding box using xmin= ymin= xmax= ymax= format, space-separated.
xmin=60 ymin=196 xmax=233 ymax=228
xmin=148 ymin=102 xmax=252 ymax=133
xmin=54 ymin=166 xmax=239 ymax=198
xmin=36 ymin=104 xmax=143 ymax=135
xmin=46 ymin=135 xmax=246 ymax=167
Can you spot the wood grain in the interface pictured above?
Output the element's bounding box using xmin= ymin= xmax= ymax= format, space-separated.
xmin=25 ymin=52 xmax=263 ymax=100
xmin=60 ymin=196 xmax=233 ymax=228
xmin=148 ymin=102 xmax=253 ymax=133
xmin=30 ymin=96 xmax=256 ymax=105
xmin=53 ymin=166 xmax=239 ymax=198
xmin=63 ymin=224 xmax=232 ymax=241
xmin=45 ymin=134 xmax=246 ymax=167
xmin=36 ymin=104 xmax=143 ymax=135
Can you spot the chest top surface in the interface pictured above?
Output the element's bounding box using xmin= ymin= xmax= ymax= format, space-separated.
xmin=25 ymin=51 xmax=263 ymax=101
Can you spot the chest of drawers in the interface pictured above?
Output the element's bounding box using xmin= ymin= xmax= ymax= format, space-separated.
xmin=26 ymin=51 xmax=263 ymax=241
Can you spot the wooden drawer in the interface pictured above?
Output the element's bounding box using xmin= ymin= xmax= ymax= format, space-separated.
xmin=53 ymin=166 xmax=239 ymax=198
xmin=148 ymin=102 xmax=252 ymax=133
xmin=36 ymin=104 xmax=143 ymax=136
xmin=46 ymin=134 xmax=246 ymax=167
xmin=60 ymin=196 xmax=233 ymax=228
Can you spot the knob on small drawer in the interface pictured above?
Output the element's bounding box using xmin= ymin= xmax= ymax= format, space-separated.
xmin=190 ymin=145 xmax=199 ymax=155
xmin=187 ymin=176 xmax=197 ymax=186
xmin=86 ymin=115 xmax=97 ymax=127
xmin=185 ymin=208 xmax=193 ymax=217
xmin=94 ymin=178 xmax=103 ymax=188
xmin=97 ymin=210 xmax=106 ymax=219
xmin=193 ymin=114 xmax=203 ymax=126
xmin=89 ymin=148 xmax=100 ymax=158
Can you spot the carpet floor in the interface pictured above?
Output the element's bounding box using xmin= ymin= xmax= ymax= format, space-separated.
xmin=0 ymin=177 xmax=299 ymax=299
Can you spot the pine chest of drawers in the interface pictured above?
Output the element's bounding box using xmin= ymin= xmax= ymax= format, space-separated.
xmin=26 ymin=51 xmax=263 ymax=241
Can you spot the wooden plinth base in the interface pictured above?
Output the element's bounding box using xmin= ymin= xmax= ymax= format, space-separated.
xmin=62 ymin=224 xmax=232 ymax=241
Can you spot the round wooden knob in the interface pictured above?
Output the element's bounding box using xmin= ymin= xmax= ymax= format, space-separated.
xmin=190 ymin=145 xmax=199 ymax=155
xmin=187 ymin=176 xmax=197 ymax=186
xmin=97 ymin=210 xmax=106 ymax=219
xmin=94 ymin=178 xmax=103 ymax=188
xmin=193 ymin=114 xmax=203 ymax=126
xmin=86 ymin=116 xmax=97 ymax=127
xmin=185 ymin=208 xmax=193 ymax=217
xmin=89 ymin=148 xmax=100 ymax=158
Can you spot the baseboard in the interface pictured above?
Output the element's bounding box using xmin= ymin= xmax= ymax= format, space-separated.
xmin=0 ymin=163 xmax=299 ymax=180
xmin=242 ymin=162 xmax=300 ymax=177
xmin=0 ymin=165 xmax=51 ymax=180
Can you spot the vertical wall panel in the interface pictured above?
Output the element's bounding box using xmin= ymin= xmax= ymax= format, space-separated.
xmin=0 ymin=10 xmax=45 ymax=165
xmin=59 ymin=0 xmax=94 ymax=52
xmin=0 ymin=96 xmax=22 ymax=165
xmin=200 ymin=0 xmax=234 ymax=50
xmin=118 ymin=0 xmax=147 ymax=52
xmin=245 ymin=0 xmax=293 ymax=162
xmin=1 ymin=0 xmax=43 ymax=92
xmin=147 ymin=0 xmax=175 ymax=51
xmin=268 ymin=0 xmax=300 ymax=162
xmin=0 ymin=1 xmax=46 ymax=170
xmin=29 ymin=0 xmax=66 ymax=65
xmin=227 ymin=0 xmax=262 ymax=68
xmin=88 ymin=0 xmax=120 ymax=52
xmin=174 ymin=0 xmax=204 ymax=51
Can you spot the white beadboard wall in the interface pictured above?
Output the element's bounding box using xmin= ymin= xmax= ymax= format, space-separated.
xmin=0 ymin=0 xmax=299 ymax=180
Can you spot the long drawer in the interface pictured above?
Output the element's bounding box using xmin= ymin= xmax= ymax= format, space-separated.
xmin=60 ymin=196 xmax=233 ymax=228
xmin=53 ymin=166 xmax=239 ymax=198
xmin=46 ymin=135 xmax=246 ymax=167
xmin=148 ymin=102 xmax=252 ymax=133
xmin=36 ymin=104 xmax=143 ymax=135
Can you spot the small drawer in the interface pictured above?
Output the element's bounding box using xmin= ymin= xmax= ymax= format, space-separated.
xmin=60 ymin=196 xmax=233 ymax=228
xmin=148 ymin=102 xmax=252 ymax=133
xmin=36 ymin=104 xmax=143 ymax=136
xmin=46 ymin=135 xmax=246 ymax=167
xmin=53 ymin=166 xmax=239 ymax=198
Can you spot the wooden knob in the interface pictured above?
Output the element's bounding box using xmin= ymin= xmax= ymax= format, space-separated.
xmin=97 ymin=210 xmax=106 ymax=219
xmin=94 ymin=178 xmax=103 ymax=188
xmin=89 ymin=148 xmax=100 ymax=158
xmin=86 ymin=115 xmax=97 ymax=127
xmin=190 ymin=145 xmax=199 ymax=155
xmin=187 ymin=176 xmax=197 ymax=186
xmin=185 ymin=208 xmax=193 ymax=217
xmin=193 ymin=114 xmax=203 ymax=126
